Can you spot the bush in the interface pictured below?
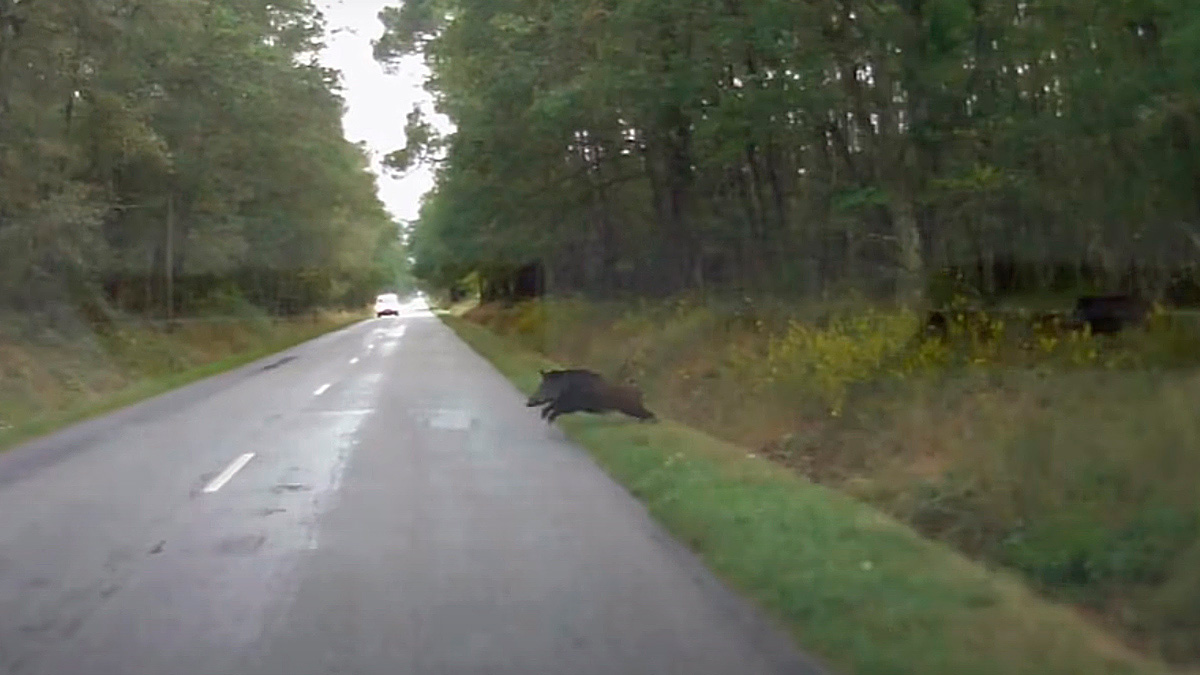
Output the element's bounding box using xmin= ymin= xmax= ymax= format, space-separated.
xmin=189 ymin=286 xmax=270 ymax=322
xmin=756 ymin=309 xmax=920 ymax=415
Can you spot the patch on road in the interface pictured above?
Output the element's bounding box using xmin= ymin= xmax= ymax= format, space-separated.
xmin=312 ymin=409 xmax=374 ymax=417
xmin=217 ymin=534 xmax=267 ymax=556
xmin=271 ymin=483 xmax=311 ymax=494
xmin=259 ymin=355 xmax=298 ymax=372
xmin=426 ymin=408 xmax=474 ymax=431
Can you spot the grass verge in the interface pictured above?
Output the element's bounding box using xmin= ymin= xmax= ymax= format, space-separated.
xmin=444 ymin=315 xmax=1180 ymax=675
xmin=0 ymin=311 xmax=363 ymax=452
xmin=461 ymin=299 xmax=1200 ymax=664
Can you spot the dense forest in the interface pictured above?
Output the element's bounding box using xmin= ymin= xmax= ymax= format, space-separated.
xmin=0 ymin=0 xmax=404 ymax=320
xmin=377 ymin=0 xmax=1200 ymax=304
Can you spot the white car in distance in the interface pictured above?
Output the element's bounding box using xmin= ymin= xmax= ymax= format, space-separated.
xmin=374 ymin=293 xmax=401 ymax=318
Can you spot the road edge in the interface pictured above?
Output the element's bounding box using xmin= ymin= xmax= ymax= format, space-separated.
xmin=0 ymin=314 xmax=367 ymax=456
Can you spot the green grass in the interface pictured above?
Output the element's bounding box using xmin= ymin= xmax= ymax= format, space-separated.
xmin=444 ymin=315 xmax=1183 ymax=675
xmin=460 ymin=298 xmax=1200 ymax=664
xmin=0 ymin=312 xmax=364 ymax=452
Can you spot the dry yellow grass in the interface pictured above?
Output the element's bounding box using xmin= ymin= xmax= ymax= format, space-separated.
xmin=448 ymin=315 xmax=1188 ymax=675
xmin=0 ymin=311 xmax=363 ymax=448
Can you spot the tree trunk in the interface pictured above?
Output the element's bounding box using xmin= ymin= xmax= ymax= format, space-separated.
xmin=893 ymin=196 xmax=925 ymax=306
xmin=661 ymin=111 xmax=697 ymax=292
xmin=165 ymin=194 xmax=174 ymax=322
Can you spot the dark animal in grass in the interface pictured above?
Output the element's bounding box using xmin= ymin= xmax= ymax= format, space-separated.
xmin=1073 ymin=295 xmax=1150 ymax=335
xmin=526 ymin=369 xmax=656 ymax=423
xmin=525 ymin=369 xmax=603 ymax=407
xmin=923 ymin=311 xmax=949 ymax=341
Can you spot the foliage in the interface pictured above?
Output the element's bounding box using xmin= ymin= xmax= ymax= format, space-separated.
xmin=448 ymin=315 xmax=1175 ymax=675
xmin=759 ymin=311 xmax=921 ymax=416
xmin=0 ymin=0 xmax=401 ymax=317
xmin=0 ymin=310 xmax=362 ymax=449
xmin=380 ymin=0 xmax=1200 ymax=301
xmin=464 ymin=298 xmax=1200 ymax=665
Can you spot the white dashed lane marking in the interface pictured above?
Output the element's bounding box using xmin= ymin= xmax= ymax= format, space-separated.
xmin=203 ymin=453 xmax=256 ymax=494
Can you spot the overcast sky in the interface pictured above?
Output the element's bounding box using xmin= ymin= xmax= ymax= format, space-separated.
xmin=315 ymin=0 xmax=439 ymax=224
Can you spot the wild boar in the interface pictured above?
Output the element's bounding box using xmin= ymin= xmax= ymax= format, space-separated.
xmin=1073 ymin=295 xmax=1150 ymax=335
xmin=527 ymin=369 xmax=656 ymax=423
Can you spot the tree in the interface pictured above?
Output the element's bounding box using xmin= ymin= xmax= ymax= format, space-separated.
xmin=0 ymin=0 xmax=401 ymax=318
xmin=377 ymin=0 xmax=1200 ymax=305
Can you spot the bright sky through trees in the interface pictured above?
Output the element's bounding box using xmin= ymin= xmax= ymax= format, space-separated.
xmin=317 ymin=0 xmax=443 ymax=223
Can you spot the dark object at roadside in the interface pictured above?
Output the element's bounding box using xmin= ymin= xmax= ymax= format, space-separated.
xmin=1073 ymin=295 xmax=1150 ymax=335
xmin=923 ymin=311 xmax=949 ymax=340
xmin=920 ymin=296 xmax=1153 ymax=346
xmin=527 ymin=369 xmax=657 ymax=423
xmin=526 ymin=369 xmax=603 ymax=407
xmin=479 ymin=261 xmax=545 ymax=305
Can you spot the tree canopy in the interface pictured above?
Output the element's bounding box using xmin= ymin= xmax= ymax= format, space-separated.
xmin=378 ymin=0 xmax=1200 ymax=303
xmin=0 ymin=0 xmax=404 ymax=317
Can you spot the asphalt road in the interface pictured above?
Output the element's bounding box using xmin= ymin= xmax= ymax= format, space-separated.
xmin=0 ymin=299 xmax=824 ymax=675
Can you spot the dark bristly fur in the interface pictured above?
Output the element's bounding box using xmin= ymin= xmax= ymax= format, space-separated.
xmin=528 ymin=369 xmax=656 ymax=423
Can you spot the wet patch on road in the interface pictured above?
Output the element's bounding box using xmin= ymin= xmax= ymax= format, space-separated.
xmin=426 ymin=408 xmax=475 ymax=431
xmin=271 ymin=483 xmax=311 ymax=494
xmin=258 ymin=356 xmax=298 ymax=372
xmin=216 ymin=534 xmax=266 ymax=556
